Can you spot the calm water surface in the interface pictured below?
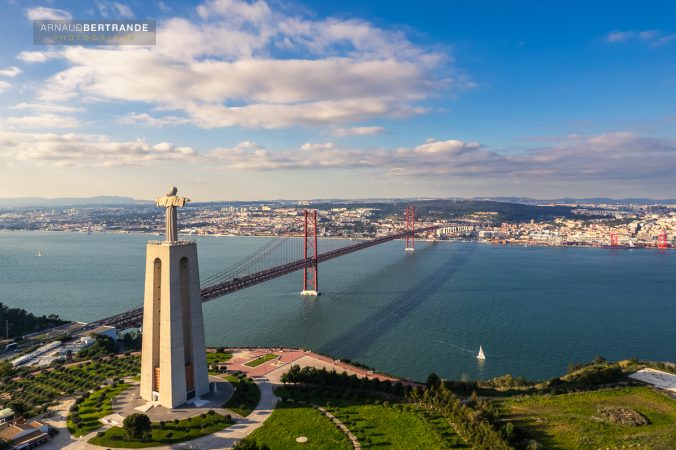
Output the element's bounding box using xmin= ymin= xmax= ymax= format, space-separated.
xmin=1 ymin=231 xmax=674 ymax=381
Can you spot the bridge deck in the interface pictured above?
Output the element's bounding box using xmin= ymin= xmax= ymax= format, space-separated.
xmin=87 ymin=226 xmax=438 ymax=330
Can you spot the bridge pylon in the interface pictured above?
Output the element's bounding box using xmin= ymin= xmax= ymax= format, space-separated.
xmin=301 ymin=209 xmax=320 ymax=296
xmin=405 ymin=206 xmax=415 ymax=252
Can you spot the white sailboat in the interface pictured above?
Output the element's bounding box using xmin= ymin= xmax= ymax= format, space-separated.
xmin=477 ymin=345 xmax=486 ymax=360
xmin=37 ymin=251 xmax=42 ymax=257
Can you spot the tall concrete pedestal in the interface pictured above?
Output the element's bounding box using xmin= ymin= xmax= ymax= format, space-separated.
xmin=139 ymin=240 xmax=209 ymax=408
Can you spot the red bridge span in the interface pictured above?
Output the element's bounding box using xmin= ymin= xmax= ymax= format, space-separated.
xmin=89 ymin=207 xmax=437 ymax=330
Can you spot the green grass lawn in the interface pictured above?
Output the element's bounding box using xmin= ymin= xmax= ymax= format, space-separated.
xmin=498 ymin=386 xmax=676 ymax=449
xmin=206 ymin=351 xmax=232 ymax=365
xmin=223 ymin=374 xmax=261 ymax=416
xmin=68 ymin=382 xmax=133 ymax=437
xmin=332 ymin=403 xmax=463 ymax=449
xmin=245 ymin=401 xmax=352 ymax=450
xmin=245 ymin=353 xmax=278 ymax=367
xmin=269 ymin=385 xmax=465 ymax=449
xmin=89 ymin=411 xmax=234 ymax=448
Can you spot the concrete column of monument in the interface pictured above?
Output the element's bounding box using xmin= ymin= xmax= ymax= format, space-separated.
xmin=140 ymin=187 xmax=209 ymax=409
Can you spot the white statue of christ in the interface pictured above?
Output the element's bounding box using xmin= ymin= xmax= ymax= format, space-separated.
xmin=156 ymin=187 xmax=189 ymax=242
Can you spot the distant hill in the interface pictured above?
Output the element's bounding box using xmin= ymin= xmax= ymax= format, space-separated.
xmin=480 ymin=197 xmax=676 ymax=205
xmin=0 ymin=196 xmax=150 ymax=208
xmin=312 ymin=199 xmax=590 ymax=222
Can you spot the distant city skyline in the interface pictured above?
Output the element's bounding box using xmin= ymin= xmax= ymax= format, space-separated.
xmin=1 ymin=0 xmax=676 ymax=200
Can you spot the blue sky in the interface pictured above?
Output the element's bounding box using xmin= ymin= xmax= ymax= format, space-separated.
xmin=0 ymin=0 xmax=675 ymax=200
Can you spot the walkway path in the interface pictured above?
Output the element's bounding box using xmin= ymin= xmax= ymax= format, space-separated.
xmin=317 ymin=406 xmax=360 ymax=450
xmin=170 ymin=377 xmax=278 ymax=449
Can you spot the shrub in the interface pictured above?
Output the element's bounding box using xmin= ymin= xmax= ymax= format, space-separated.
xmin=504 ymin=421 xmax=514 ymax=437
xmin=123 ymin=413 xmax=151 ymax=439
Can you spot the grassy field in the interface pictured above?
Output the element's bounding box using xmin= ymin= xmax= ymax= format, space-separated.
xmin=68 ymin=382 xmax=132 ymax=437
xmin=245 ymin=401 xmax=352 ymax=450
xmin=331 ymin=403 xmax=465 ymax=449
xmin=89 ymin=411 xmax=233 ymax=448
xmin=498 ymin=386 xmax=676 ymax=449
xmin=268 ymin=385 xmax=466 ymax=449
xmin=245 ymin=353 xmax=278 ymax=367
xmin=223 ymin=374 xmax=261 ymax=416
xmin=206 ymin=351 xmax=232 ymax=365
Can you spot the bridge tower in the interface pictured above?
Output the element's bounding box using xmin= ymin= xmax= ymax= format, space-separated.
xmin=405 ymin=206 xmax=415 ymax=252
xmin=301 ymin=209 xmax=319 ymax=296
xmin=610 ymin=231 xmax=619 ymax=247
xmin=140 ymin=188 xmax=209 ymax=409
xmin=658 ymin=229 xmax=668 ymax=249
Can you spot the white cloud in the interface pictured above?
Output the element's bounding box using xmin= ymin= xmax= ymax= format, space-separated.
xmin=606 ymin=31 xmax=635 ymax=43
xmin=182 ymin=98 xmax=423 ymax=129
xmin=157 ymin=2 xmax=172 ymax=13
xmin=606 ymin=29 xmax=676 ymax=47
xmin=206 ymin=132 xmax=676 ymax=181
xmin=17 ymin=51 xmax=60 ymax=63
xmin=34 ymin=0 xmax=449 ymax=128
xmin=638 ymin=30 xmax=661 ymax=41
xmin=25 ymin=7 xmax=72 ymax=20
xmin=2 ymin=114 xmax=83 ymax=129
xmin=196 ymin=0 xmax=271 ymax=22
xmin=0 ymin=66 xmax=22 ymax=77
xmin=117 ymin=112 xmax=192 ymax=127
xmin=1 ymin=129 xmax=674 ymax=182
xmin=113 ymin=2 xmax=134 ymax=18
xmin=0 ymin=131 xmax=197 ymax=167
xmin=0 ymin=81 xmax=11 ymax=93
xmin=10 ymin=102 xmax=86 ymax=113
xmin=654 ymin=33 xmax=676 ymax=47
xmin=95 ymin=1 xmax=135 ymax=18
xmin=333 ymin=126 xmax=385 ymax=136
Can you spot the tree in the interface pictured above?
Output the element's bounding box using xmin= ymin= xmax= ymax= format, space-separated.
xmin=119 ymin=330 xmax=142 ymax=351
xmin=0 ymin=303 xmax=66 ymax=338
xmin=122 ymin=413 xmax=151 ymax=439
xmin=0 ymin=361 xmax=14 ymax=379
xmin=426 ymin=372 xmax=441 ymax=390
xmin=77 ymin=334 xmax=116 ymax=360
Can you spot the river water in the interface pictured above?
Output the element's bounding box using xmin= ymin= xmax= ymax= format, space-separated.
xmin=1 ymin=231 xmax=674 ymax=381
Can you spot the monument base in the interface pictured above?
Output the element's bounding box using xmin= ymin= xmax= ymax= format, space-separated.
xmin=140 ymin=240 xmax=209 ymax=409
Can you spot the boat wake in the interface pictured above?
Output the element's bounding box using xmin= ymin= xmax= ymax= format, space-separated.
xmin=433 ymin=339 xmax=475 ymax=354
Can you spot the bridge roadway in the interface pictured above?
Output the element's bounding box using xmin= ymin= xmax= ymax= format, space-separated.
xmin=85 ymin=226 xmax=438 ymax=331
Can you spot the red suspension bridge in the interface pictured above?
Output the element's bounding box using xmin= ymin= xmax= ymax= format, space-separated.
xmin=89 ymin=207 xmax=438 ymax=330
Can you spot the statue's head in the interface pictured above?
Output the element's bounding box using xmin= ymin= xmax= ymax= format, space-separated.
xmin=167 ymin=186 xmax=178 ymax=196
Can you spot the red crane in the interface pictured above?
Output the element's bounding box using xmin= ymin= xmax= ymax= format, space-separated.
xmin=658 ymin=229 xmax=669 ymax=249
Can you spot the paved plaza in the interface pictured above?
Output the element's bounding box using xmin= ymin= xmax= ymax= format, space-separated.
xmin=112 ymin=376 xmax=235 ymax=422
